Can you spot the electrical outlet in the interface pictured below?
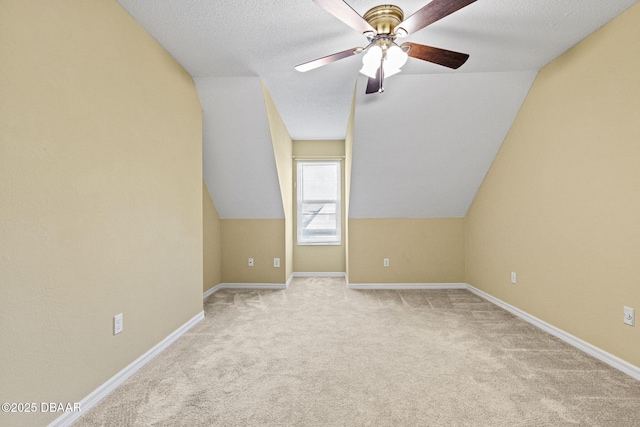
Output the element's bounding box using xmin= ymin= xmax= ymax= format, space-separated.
xmin=248 ymin=258 xmax=254 ymax=267
xmin=511 ymin=272 xmax=517 ymax=284
xmin=624 ymin=306 xmax=634 ymax=326
xmin=114 ymin=313 xmax=123 ymax=335
xmin=383 ymin=258 xmax=389 ymax=267
xmin=273 ymin=258 xmax=280 ymax=268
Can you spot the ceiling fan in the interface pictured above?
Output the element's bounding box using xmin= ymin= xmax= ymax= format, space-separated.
xmin=295 ymin=0 xmax=477 ymax=94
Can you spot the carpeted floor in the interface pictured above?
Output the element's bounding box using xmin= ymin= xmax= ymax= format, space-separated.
xmin=76 ymin=277 xmax=640 ymax=426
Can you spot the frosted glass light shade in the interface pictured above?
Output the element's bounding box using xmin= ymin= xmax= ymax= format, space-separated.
xmin=386 ymin=45 xmax=408 ymax=69
xmin=359 ymin=45 xmax=382 ymax=78
xmin=382 ymin=62 xmax=401 ymax=77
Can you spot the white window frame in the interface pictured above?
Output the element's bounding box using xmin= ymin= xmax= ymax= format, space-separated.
xmin=296 ymin=160 xmax=341 ymax=246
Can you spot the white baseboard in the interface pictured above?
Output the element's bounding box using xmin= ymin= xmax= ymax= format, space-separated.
xmin=203 ymin=284 xmax=224 ymax=299
xmin=203 ymin=283 xmax=288 ymax=299
xmin=202 ymin=274 xmax=348 ymax=299
xmin=291 ymin=272 xmax=347 ymax=278
xmin=465 ymin=284 xmax=640 ymax=381
xmin=48 ymin=311 xmax=205 ymax=427
xmin=347 ymin=283 xmax=467 ymax=290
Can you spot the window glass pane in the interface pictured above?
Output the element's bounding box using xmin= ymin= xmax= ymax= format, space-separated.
xmin=297 ymin=161 xmax=341 ymax=245
xmin=301 ymin=203 xmax=337 ymax=231
xmin=301 ymin=164 xmax=338 ymax=201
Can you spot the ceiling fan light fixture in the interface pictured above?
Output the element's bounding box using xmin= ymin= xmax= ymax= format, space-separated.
xmin=386 ymin=44 xmax=408 ymax=70
xmin=300 ymin=0 xmax=476 ymax=94
xmin=359 ymin=66 xmax=379 ymax=78
xmin=359 ymin=45 xmax=382 ymax=78
xmin=382 ymin=63 xmax=401 ymax=78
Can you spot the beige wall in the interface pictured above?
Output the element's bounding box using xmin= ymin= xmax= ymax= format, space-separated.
xmin=293 ymin=140 xmax=346 ymax=272
xmin=344 ymin=86 xmax=357 ymax=278
xmin=221 ymin=219 xmax=286 ymax=283
xmin=465 ymin=2 xmax=640 ymax=368
xmin=263 ymin=83 xmax=294 ymax=280
xmin=203 ymin=181 xmax=222 ymax=292
xmin=349 ymin=218 xmax=465 ymax=283
xmin=0 ymin=1 xmax=203 ymax=426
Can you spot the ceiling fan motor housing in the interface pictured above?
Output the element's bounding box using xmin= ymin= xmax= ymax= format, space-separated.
xmin=363 ymin=5 xmax=404 ymax=35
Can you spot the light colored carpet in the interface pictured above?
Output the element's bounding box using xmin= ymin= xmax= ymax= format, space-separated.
xmin=76 ymin=277 xmax=640 ymax=426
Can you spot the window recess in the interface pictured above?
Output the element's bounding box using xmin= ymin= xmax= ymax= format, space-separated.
xmin=296 ymin=160 xmax=341 ymax=245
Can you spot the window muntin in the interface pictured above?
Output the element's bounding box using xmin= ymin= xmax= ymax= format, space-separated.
xmin=297 ymin=161 xmax=341 ymax=245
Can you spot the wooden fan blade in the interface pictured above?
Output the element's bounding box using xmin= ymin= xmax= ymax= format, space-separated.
xmin=365 ymin=67 xmax=384 ymax=94
xmin=402 ymin=42 xmax=469 ymax=69
xmin=395 ymin=0 xmax=477 ymax=36
xmin=313 ymin=0 xmax=375 ymax=34
xmin=295 ymin=47 xmax=360 ymax=72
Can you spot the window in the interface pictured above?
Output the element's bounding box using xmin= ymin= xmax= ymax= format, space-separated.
xmin=297 ymin=161 xmax=341 ymax=245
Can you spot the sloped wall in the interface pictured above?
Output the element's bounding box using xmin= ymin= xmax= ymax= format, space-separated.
xmin=198 ymin=79 xmax=288 ymax=285
xmin=197 ymin=77 xmax=284 ymax=220
xmin=0 ymin=1 xmax=203 ymax=425
xmin=465 ymin=2 xmax=640 ymax=368
xmin=263 ymin=83 xmax=294 ymax=280
xmin=344 ymin=86 xmax=356 ymax=278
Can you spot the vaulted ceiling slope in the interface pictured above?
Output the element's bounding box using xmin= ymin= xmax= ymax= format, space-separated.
xmin=350 ymin=71 xmax=536 ymax=218
xmin=117 ymin=0 xmax=638 ymax=219
xmin=197 ymin=77 xmax=284 ymax=219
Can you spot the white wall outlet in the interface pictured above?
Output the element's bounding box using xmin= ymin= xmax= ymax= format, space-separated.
xmin=114 ymin=313 xmax=123 ymax=335
xmin=248 ymin=258 xmax=254 ymax=267
xmin=383 ymin=258 xmax=390 ymax=267
xmin=273 ymin=258 xmax=280 ymax=268
xmin=511 ymin=272 xmax=517 ymax=284
xmin=623 ymin=306 xmax=634 ymax=326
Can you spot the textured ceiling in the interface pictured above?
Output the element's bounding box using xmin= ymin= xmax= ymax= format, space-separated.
xmin=117 ymin=0 xmax=638 ymax=218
